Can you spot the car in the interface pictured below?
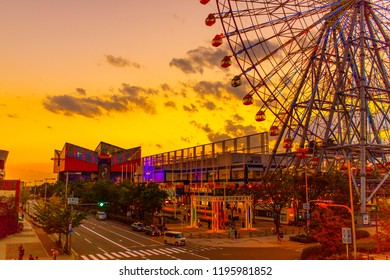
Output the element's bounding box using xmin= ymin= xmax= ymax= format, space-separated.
xmin=370 ymin=221 xmax=380 ymax=226
xmin=145 ymin=225 xmax=161 ymax=236
xmin=96 ymin=211 xmax=107 ymax=220
xmin=131 ymin=222 xmax=145 ymax=232
xmin=163 ymin=231 xmax=186 ymax=246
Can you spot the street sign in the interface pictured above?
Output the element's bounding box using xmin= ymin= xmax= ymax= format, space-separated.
xmin=67 ymin=197 xmax=79 ymax=205
xmin=303 ymin=203 xmax=310 ymax=210
xmin=342 ymin=227 xmax=352 ymax=244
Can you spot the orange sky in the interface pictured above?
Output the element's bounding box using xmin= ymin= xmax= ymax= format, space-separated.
xmin=1 ymin=1 xmax=271 ymax=182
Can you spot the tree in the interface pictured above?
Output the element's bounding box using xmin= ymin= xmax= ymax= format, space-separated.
xmin=140 ymin=183 xmax=168 ymax=223
xmin=33 ymin=197 xmax=87 ymax=254
xmin=309 ymin=206 xmax=349 ymax=257
xmin=373 ymin=205 xmax=390 ymax=252
xmin=256 ymin=171 xmax=299 ymax=236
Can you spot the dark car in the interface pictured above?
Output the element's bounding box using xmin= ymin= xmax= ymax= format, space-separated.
xmin=145 ymin=225 xmax=161 ymax=236
xmin=131 ymin=222 xmax=145 ymax=232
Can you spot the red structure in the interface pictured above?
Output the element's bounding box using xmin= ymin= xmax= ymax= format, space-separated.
xmin=0 ymin=150 xmax=20 ymax=239
xmin=53 ymin=142 xmax=141 ymax=183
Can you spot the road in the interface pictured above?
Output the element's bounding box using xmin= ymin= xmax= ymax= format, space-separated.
xmin=70 ymin=217 xmax=305 ymax=260
xmin=71 ymin=218 xmax=213 ymax=260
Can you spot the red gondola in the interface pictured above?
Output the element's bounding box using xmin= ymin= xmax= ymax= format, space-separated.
xmin=242 ymin=93 xmax=253 ymax=105
xmin=220 ymin=56 xmax=232 ymax=68
xmin=283 ymin=138 xmax=293 ymax=149
xmin=269 ymin=125 xmax=280 ymax=136
xmin=255 ymin=110 xmax=266 ymax=122
xmin=212 ymin=34 xmax=223 ymax=47
xmin=200 ymin=0 xmax=210 ymax=4
xmin=205 ymin=14 xmax=216 ymax=26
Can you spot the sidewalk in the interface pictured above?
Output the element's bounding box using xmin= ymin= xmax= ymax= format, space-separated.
xmin=167 ymin=223 xmax=303 ymax=248
xmin=0 ymin=219 xmax=73 ymax=260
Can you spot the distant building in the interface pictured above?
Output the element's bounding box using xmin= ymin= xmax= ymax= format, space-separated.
xmin=0 ymin=150 xmax=21 ymax=239
xmin=140 ymin=132 xmax=270 ymax=200
xmin=0 ymin=150 xmax=8 ymax=180
xmin=52 ymin=142 xmax=141 ymax=183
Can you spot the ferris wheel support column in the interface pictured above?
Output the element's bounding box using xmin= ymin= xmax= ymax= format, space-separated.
xmin=358 ymin=1 xmax=368 ymax=215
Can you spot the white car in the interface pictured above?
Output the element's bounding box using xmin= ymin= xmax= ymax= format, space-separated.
xmin=370 ymin=221 xmax=379 ymax=226
xmin=96 ymin=211 xmax=107 ymax=220
xmin=163 ymin=231 xmax=186 ymax=246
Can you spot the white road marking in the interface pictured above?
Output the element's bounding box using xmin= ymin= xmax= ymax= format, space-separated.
xmin=96 ymin=254 xmax=107 ymax=260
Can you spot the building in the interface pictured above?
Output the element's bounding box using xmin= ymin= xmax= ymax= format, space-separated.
xmin=52 ymin=142 xmax=141 ymax=183
xmin=140 ymin=132 xmax=270 ymax=200
xmin=0 ymin=150 xmax=21 ymax=239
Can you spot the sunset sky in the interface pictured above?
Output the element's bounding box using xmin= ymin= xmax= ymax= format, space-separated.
xmin=1 ymin=0 xmax=269 ymax=182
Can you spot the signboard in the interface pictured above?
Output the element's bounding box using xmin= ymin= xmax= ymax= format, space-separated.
xmin=67 ymin=197 xmax=79 ymax=205
xmin=342 ymin=227 xmax=352 ymax=244
xmin=303 ymin=203 xmax=310 ymax=210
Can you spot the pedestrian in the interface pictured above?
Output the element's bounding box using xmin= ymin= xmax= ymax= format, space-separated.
xmin=208 ymin=219 xmax=211 ymax=229
xmin=279 ymin=232 xmax=284 ymax=243
xmin=234 ymin=228 xmax=238 ymax=239
xmin=229 ymin=226 xmax=234 ymax=239
xmin=51 ymin=248 xmax=59 ymax=260
xmin=18 ymin=245 xmax=25 ymax=260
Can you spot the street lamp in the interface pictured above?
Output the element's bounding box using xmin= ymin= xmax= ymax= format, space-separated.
xmin=315 ymin=201 xmax=357 ymax=259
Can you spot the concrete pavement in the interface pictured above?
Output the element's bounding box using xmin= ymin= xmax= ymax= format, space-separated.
xmin=0 ymin=219 xmax=72 ymax=260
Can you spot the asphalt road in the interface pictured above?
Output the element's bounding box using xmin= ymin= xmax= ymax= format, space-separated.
xmin=70 ymin=218 xmax=304 ymax=260
xmin=71 ymin=218 xmax=213 ymax=260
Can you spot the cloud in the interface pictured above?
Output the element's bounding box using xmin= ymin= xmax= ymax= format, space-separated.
xmin=76 ymin=88 xmax=86 ymax=95
xmin=191 ymin=119 xmax=258 ymax=143
xmin=183 ymin=104 xmax=198 ymax=112
xmin=200 ymin=100 xmax=217 ymax=111
xmin=105 ymin=54 xmax=141 ymax=68
xmin=164 ymin=101 xmax=177 ymax=109
xmin=43 ymin=84 xmax=158 ymax=117
xmin=189 ymin=79 xmax=248 ymax=101
xmin=169 ymin=46 xmax=227 ymax=74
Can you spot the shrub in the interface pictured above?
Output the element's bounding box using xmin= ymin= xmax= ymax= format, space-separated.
xmin=357 ymin=239 xmax=377 ymax=253
xmin=355 ymin=229 xmax=370 ymax=239
xmin=289 ymin=234 xmax=316 ymax=243
xmin=301 ymin=244 xmax=324 ymax=260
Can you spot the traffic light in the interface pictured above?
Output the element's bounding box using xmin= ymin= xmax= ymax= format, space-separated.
xmin=371 ymin=205 xmax=377 ymax=211
xmin=98 ymin=202 xmax=108 ymax=207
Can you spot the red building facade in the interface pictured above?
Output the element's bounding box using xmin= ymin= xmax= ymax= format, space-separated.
xmin=53 ymin=142 xmax=141 ymax=183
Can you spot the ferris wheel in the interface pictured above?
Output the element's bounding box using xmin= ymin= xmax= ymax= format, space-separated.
xmin=200 ymin=0 xmax=390 ymax=213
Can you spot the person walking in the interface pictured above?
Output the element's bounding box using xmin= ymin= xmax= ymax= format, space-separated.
xmin=234 ymin=228 xmax=238 ymax=239
xmin=51 ymin=248 xmax=59 ymax=260
xmin=18 ymin=245 xmax=25 ymax=260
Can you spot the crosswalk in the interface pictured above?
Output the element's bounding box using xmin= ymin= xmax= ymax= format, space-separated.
xmin=79 ymin=246 xmax=221 ymax=260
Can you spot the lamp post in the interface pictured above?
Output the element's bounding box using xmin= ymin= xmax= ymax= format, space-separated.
xmin=315 ymin=202 xmax=357 ymax=259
